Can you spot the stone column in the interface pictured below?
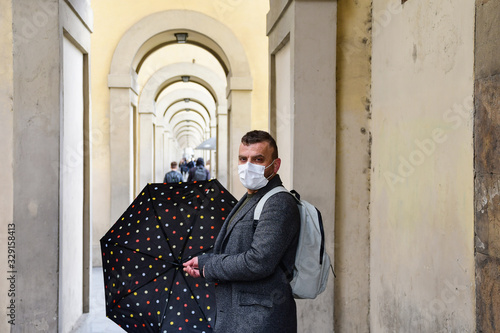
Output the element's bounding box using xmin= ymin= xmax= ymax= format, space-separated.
xmin=109 ymin=87 xmax=137 ymax=220
xmin=139 ymin=112 xmax=155 ymax=187
xmin=11 ymin=0 xmax=93 ymax=331
xmin=211 ymin=125 xmax=217 ymax=179
xmin=0 ymin=3 xmax=13 ymax=332
xmin=474 ymin=1 xmax=500 ymax=331
xmin=216 ymin=106 xmax=229 ymax=188
xmin=155 ymin=124 xmax=164 ymax=182
xmin=267 ymin=1 xmax=337 ymax=331
xmin=163 ymin=129 xmax=172 ymax=172
xmin=227 ymin=77 xmax=253 ymax=197
xmin=168 ymin=134 xmax=178 ymax=166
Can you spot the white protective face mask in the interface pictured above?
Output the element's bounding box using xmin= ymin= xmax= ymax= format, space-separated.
xmin=238 ymin=159 xmax=276 ymax=190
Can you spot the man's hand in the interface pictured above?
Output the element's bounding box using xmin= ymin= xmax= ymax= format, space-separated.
xmin=183 ymin=257 xmax=202 ymax=278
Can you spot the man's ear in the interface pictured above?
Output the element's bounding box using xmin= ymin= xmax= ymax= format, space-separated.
xmin=274 ymin=158 xmax=281 ymax=174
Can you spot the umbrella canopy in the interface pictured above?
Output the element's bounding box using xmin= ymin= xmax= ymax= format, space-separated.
xmin=100 ymin=180 xmax=236 ymax=332
xmin=195 ymin=137 xmax=216 ymax=150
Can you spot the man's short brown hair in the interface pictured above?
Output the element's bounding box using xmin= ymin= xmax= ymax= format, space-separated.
xmin=171 ymin=161 xmax=178 ymax=169
xmin=241 ymin=130 xmax=278 ymax=160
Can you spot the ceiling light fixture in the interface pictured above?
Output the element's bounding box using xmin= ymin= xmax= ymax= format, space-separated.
xmin=175 ymin=33 xmax=188 ymax=43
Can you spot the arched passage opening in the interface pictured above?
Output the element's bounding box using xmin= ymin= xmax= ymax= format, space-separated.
xmin=136 ymin=62 xmax=224 ymax=190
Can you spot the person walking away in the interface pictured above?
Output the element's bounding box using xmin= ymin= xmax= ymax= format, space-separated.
xmin=179 ymin=157 xmax=190 ymax=181
xmin=163 ymin=161 xmax=183 ymax=183
xmin=187 ymin=158 xmax=195 ymax=170
xmin=179 ymin=158 xmax=189 ymax=174
xmin=188 ymin=157 xmax=210 ymax=181
xmin=184 ymin=130 xmax=300 ymax=333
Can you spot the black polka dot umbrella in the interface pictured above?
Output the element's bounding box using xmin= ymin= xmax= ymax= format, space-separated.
xmin=100 ymin=180 xmax=236 ymax=332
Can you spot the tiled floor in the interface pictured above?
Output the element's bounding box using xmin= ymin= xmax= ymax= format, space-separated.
xmin=71 ymin=267 xmax=125 ymax=333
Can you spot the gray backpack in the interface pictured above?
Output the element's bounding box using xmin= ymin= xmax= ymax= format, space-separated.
xmin=254 ymin=186 xmax=334 ymax=299
xmin=193 ymin=165 xmax=207 ymax=181
xmin=165 ymin=171 xmax=182 ymax=183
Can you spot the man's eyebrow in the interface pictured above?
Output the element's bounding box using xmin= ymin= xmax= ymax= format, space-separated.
xmin=239 ymin=154 xmax=265 ymax=159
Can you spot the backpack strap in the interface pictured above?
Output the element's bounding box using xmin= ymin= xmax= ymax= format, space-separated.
xmin=253 ymin=185 xmax=294 ymax=281
xmin=253 ymin=186 xmax=289 ymax=221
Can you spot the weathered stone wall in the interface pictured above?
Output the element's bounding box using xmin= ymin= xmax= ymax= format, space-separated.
xmin=0 ymin=1 xmax=13 ymax=332
xmin=12 ymin=0 xmax=61 ymax=330
xmin=370 ymin=0 xmax=475 ymax=331
xmin=474 ymin=1 xmax=500 ymax=331
xmin=5 ymin=1 xmax=93 ymax=331
xmin=335 ymin=0 xmax=372 ymax=331
xmin=267 ymin=1 xmax=337 ymax=331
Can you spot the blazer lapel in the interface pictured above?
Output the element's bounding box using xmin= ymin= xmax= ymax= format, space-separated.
xmin=216 ymin=175 xmax=285 ymax=249
xmin=214 ymin=193 xmax=249 ymax=251
xmin=222 ymin=188 xmax=272 ymax=242
xmin=223 ymin=193 xmax=247 ymax=226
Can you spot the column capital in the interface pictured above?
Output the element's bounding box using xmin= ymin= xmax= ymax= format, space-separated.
xmin=226 ymin=76 xmax=253 ymax=97
xmin=108 ymin=70 xmax=139 ymax=94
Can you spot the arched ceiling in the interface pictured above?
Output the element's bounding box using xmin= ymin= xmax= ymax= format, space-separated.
xmin=137 ymin=42 xmax=226 ymax=151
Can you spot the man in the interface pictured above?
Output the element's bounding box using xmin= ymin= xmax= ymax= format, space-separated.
xmin=187 ymin=157 xmax=210 ymax=181
xmin=163 ymin=161 xmax=183 ymax=183
xmin=184 ymin=130 xmax=300 ymax=332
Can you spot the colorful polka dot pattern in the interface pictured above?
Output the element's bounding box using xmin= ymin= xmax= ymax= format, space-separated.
xmin=100 ymin=180 xmax=236 ymax=332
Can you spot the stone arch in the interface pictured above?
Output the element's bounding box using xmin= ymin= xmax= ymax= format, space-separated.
xmin=157 ymin=89 xmax=216 ymax=125
xmin=110 ymin=10 xmax=250 ymax=77
xmin=137 ymin=62 xmax=224 ymax=187
xmin=166 ymin=105 xmax=210 ymax=129
xmin=173 ymin=120 xmax=205 ymax=141
xmin=108 ymin=10 xmax=253 ymax=220
xmin=138 ymin=63 xmax=224 ymax=119
xmin=158 ymin=89 xmax=216 ymax=174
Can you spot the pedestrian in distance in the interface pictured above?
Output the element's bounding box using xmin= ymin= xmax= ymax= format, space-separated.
xmin=179 ymin=157 xmax=190 ymax=181
xmin=186 ymin=158 xmax=195 ymax=170
xmin=187 ymin=157 xmax=211 ymax=181
xmin=163 ymin=161 xmax=183 ymax=183
xmin=184 ymin=130 xmax=300 ymax=333
xmin=179 ymin=157 xmax=189 ymax=174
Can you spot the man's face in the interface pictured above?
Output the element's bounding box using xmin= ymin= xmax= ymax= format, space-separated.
xmin=238 ymin=141 xmax=280 ymax=179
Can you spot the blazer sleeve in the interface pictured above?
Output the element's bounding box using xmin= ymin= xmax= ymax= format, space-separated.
xmin=200 ymin=192 xmax=300 ymax=283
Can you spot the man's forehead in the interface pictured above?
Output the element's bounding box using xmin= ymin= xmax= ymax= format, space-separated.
xmin=239 ymin=141 xmax=272 ymax=155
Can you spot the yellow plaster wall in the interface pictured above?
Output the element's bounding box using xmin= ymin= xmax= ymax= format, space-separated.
xmin=91 ymin=0 xmax=269 ymax=130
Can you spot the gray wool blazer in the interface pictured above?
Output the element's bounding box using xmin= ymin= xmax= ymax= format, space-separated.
xmin=198 ymin=175 xmax=300 ymax=333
